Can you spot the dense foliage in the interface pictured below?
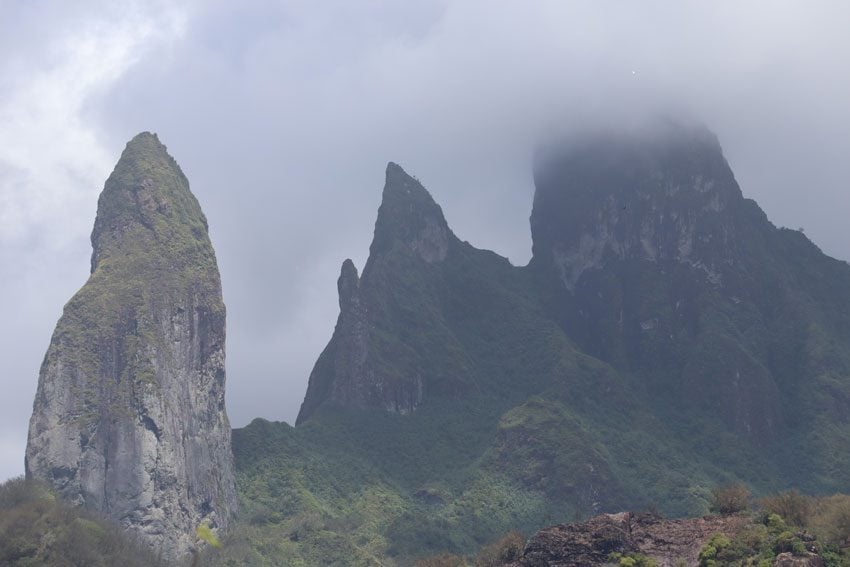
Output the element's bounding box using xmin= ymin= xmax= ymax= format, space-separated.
xmin=0 ymin=477 xmax=164 ymax=566
xmin=693 ymin=492 xmax=850 ymax=566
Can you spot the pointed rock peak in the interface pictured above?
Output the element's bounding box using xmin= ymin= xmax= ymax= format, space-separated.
xmin=338 ymin=259 xmax=360 ymax=311
xmin=381 ymin=161 xmax=443 ymax=212
xmin=371 ymin=162 xmax=451 ymax=263
xmin=110 ymin=131 xmax=186 ymax=189
xmin=340 ymin=258 xmax=359 ymax=280
xmin=91 ymin=132 xmax=209 ymax=273
xmin=26 ymin=133 xmax=236 ymax=559
xmin=126 ymin=130 xmax=165 ymax=150
xmin=385 ymin=160 xmax=413 ymax=184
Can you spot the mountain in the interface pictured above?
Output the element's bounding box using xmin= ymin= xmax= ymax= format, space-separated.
xmin=25 ymin=133 xmax=237 ymax=560
xmin=529 ymin=120 xmax=850 ymax=490
xmin=216 ymin=120 xmax=850 ymax=566
xmin=22 ymin=121 xmax=850 ymax=566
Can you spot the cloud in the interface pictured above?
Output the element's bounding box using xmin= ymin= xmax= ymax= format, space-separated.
xmin=0 ymin=1 xmax=189 ymax=481
xmin=0 ymin=2 xmax=187 ymax=246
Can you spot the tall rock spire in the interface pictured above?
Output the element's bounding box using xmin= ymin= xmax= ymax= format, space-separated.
xmin=296 ymin=162 xmax=468 ymax=424
xmin=26 ymin=132 xmax=237 ymax=560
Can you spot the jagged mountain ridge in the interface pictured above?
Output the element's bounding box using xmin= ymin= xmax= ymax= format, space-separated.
xmin=300 ymin=121 xmax=850 ymax=485
xmin=26 ymin=133 xmax=237 ymax=560
xmin=223 ymin=121 xmax=850 ymax=565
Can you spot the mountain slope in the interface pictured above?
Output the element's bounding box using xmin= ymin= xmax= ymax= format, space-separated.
xmin=529 ymin=121 xmax=850 ymax=491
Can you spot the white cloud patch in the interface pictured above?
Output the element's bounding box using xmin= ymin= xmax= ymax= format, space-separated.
xmin=0 ymin=4 xmax=187 ymax=247
xmin=0 ymin=1 xmax=189 ymax=482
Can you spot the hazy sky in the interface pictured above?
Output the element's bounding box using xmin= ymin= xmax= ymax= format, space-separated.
xmin=1 ymin=1 xmax=849 ymax=481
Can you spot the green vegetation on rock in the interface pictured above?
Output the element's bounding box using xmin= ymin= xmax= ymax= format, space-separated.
xmin=25 ymin=132 xmax=237 ymax=561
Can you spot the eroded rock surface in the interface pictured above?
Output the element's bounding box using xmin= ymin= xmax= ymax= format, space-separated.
xmin=297 ymin=162 xmax=462 ymax=423
xmin=26 ymin=132 xmax=237 ymax=561
xmin=513 ymin=512 xmax=748 ymax=566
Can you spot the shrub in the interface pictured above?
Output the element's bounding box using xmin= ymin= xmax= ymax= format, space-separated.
xmin=760 ymin=490 xmax=813 ymax=527
xmin=0 ymin=476 xmax=165 ymax=567
xmin=765 ymin=512 xmax=788 ymax=534
xmin=196 ymin=523 xmax=221 ymax=547
xmin=818 ymin=547 xmax=850 ymax=567
xmin=698 ymin=534 xmax=731 ymax=567
xmin=710 ymin=484 xmax=750 ymax=515
xmin=736 ymin=523 xmax=769 ymax=550
xmin=811 ymin=494 xmax=850 ymax=547
xmin=475 ymin=530 xmax=525 ymax=566
xmin=0 ymin=476 xmax=49 ymax=509
xmin=609 ymin=552 xmax=658 ymax=567
xmin=773 ymin=530 xmax=799 ymax=554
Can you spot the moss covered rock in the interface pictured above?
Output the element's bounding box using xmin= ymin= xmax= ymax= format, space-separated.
xmin=26 ymin=133 xmax=237 ymax=561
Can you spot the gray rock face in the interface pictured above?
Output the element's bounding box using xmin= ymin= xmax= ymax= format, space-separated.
xmin=296 ymin=162 xmax=464 ymax=423
xmin=528 ymin=121 xmax=791 ymax=443
xmin=512 ymin=512 xmax=749 ymax=567
xmin=25 ymin=132 xmax=237 ymax=561
xmin=531 ymin=122 xmax=743 ymax=291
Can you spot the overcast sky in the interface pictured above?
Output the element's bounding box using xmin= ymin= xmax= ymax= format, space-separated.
xmin=1 ymin=1 xmax=849 ymax=481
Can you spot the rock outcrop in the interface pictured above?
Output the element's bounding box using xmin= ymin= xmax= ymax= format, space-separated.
xmin=512 ymin=512 xmax=748 ymax=567
xmin=297 ymin=162 xmax=467 ymax=423
xmin=25 ymin=133 xmax=237 ymax=560
xmin=773 ymin=552 xmax=825 ymax=567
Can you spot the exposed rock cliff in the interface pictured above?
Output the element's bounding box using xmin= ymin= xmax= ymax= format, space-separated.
xmin=531 ymin=123 xmax=743 ymax=290
xmin=297 ymin=162 xmax=468 ymax=423
xmin=25 ymin=132 xmax=237 ymax=560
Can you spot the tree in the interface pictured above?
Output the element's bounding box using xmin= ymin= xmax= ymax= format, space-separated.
xmin=710 ymin=484 xmax=750 ymax=515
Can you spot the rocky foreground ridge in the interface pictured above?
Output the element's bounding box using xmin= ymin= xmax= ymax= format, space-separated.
xmin=507 ymin=511 xmax=827 ymax=567
xmin=512 ymin=512 xmax=748 ymax=566
xmin=25 ymin=133 xmax=237 ymax=560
